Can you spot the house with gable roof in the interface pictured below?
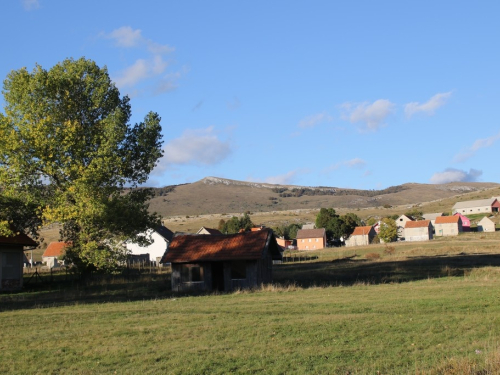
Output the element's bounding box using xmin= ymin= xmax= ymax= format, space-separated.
xmin=404 ymin=220 xmax=433 ymax=242
xmin=453 ymin=212 xmax=470 ymax=231
xmin=42 ymin=242 xmax=70 ymax=268
xmin=162 ymin=229 xmax=282 ymax=292
xmin=126 ymin=225 xmax=174 ymax=265
xmin=345 ymin=226 xmax=376 ymax=247
xmin=477 ymin=217 xmax=496 ymax=232
xmin=0 ymin=229 xmax=37 ymax=291
xmin=196 ymin=227 xmax=222 ymax=235
xmin=296 ymin=228 xmax=326 ymax=250
xmin=434 ymin=216 xmax=462 ymax=236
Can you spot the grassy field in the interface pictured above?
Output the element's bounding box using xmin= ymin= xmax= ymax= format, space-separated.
xmin=3 ymin=231 xmax=500 ymax=374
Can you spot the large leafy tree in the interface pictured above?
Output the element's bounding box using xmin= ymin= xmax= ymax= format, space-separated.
xmin=0 ymin=58 xmax=163 ymax=271
xmin=378 ymin=218 xmax=398 ymax=243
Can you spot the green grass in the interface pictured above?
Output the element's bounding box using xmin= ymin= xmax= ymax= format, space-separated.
xmin=3 ymin=233 xmax=500 ymax=374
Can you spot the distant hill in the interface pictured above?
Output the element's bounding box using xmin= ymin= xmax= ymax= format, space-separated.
xmin=147 ymin=177 xmax=500 ymax=217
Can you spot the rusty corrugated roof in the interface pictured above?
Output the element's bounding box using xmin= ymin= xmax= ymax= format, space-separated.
xmin=162 ymin=229 xmax=281 ymax=263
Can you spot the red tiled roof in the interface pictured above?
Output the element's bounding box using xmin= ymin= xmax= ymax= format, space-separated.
xmin=435 ymin=216 xmax=460 ymax=224
xmin=43 ymin=242 xmax=70 ymax=257
xmin=163 ymin=229 xmax=281 ymax=263
xmin=296 ymin=228 xmax=326 ymax=239
xmin=351 ymin=226 xmax=374 ymax=236
xmin=405 ymin=220 xmax=431 ymax=228
xmin=0 ymin=229 xmax=37 ymax=247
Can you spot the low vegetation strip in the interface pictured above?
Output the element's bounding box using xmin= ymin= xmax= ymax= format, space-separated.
xmin=2 ymin=269 xmax=500 ymax=374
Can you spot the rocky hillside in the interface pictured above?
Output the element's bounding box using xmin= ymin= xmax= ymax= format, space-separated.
xmin=147 ymin=177 xmax=500 ymax=217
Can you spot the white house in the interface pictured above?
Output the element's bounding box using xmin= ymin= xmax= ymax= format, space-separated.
xmin=477 ymin=217 xmax=496 ymax=232
xmin=126 ymin=226 xmax=174 ymax=265
xmin=395 ymin=215 xmax=413 ymax=240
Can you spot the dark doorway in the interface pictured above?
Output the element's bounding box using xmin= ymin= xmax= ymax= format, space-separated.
xmin=211 ymin=262 xmax=225 ymax=291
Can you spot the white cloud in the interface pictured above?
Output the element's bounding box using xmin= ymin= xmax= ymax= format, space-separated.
xmin=429 ymin=168 xmax=482 ymax=184
xmin=103 ymin=27 xmax=177 ymax=94
xmin=324 ymin=158 xmax=367 ymax=173
xmin=160 ymin=127 xmax=232 ymax=168
xmin=453 ymin=130 xmax=500 ymax=162
xmin=264 ymin=171 xmax=299 ymax=185
xmin=298 ymin=112 xmax=333 ymax=128
xmin=405 ymin=92 xmax=452 ymax=118
xmin=22 ymin=0 xmax=39 ymax=10
xmin=340 ymin=99 xmax=395 ymax=131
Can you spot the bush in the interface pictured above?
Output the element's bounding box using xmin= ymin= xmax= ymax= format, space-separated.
xmin=365 ymin=252 xmax=381 ymax=260
xmin=384 ymin=245 xmax=395 ymax=255
xmin=371 ymin=235 xmax=380 ymax=244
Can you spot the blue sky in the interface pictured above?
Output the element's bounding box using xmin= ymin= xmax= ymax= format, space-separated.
xmin=2 ymin=0 xmax=499 ymax=189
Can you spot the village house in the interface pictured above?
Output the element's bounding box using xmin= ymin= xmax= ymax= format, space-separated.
xmin=453 ymin=213 xmax=470 ymax=231
xmin=276 ymin=237 xmax=293 ymax=251
xmin=0 ymin=230 xmax=37 ymax=292
xmin=42 ymin=242 xmax=70 ymax=268
xmin=477 ymin=217 xmax=496 ymax=232
xmin=345 ymin=226 xmax=376 ymax=247
xmin=126 ymin=225 xmax=174 ymax=265
xmin=404 ymin=220 xmax=433 ymax=242
xmin=452 ymin=198 xmax=500 ymax=215
xmin=395 ymin=215 xmax=413 ymax=240
xmin=296 ymin=228 xmax=326 ymax=250
xmin=434 ymin=216 xmax=462 ymax=236
xmin=422 ymin=213 xmax=443 ymax=226
xmin=162 ymin=229 xmax=282 ymax=292
xmin=196 ymin=227 xmax=222 ymax=235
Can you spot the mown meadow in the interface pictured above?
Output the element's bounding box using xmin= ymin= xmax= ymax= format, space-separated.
xmin=2 ymin=231 xmax=500 ymax=374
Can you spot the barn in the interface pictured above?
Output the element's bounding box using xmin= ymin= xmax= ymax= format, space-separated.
xmin=0 ymin=230 xmax=37 ymax=291
xmin=162 ymin=229 xmax=282 ymax=292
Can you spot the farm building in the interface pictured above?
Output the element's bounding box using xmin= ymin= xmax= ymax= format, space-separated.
xmin=477 ymin=217 xmax=496 ymax=232
xmin=395 ymin=215 xmax=413 ymax=239
xmin=42 ymin=242 xmax=70 ymax=268
xmin=276 ymin=237 xmax=293 ymax=251
xmin=162 ymin=229 xmax=282 ymax=293
xmin=196 ymin=227 xmax=222 ymax=235
xmin=453 ymin=213 xmax=470 ymax=231
xmin=296 ymin=229 xmax=326 ymax=250
xmin=345 ymin=226 xmax=376 ymax=247
xmin=126 ymin=225 xmax=174 ymax=265
xmin=434 ymin=216 xmax=462 ymax=237
xmin=422 ymin=213 xmax=443 ymax=226
xmin=404 ymin=220 xmax=433 ymax=242
xmin=452 ymin=198 xmax=500 ymax=215
xmin=0 ymin=230 xmax=37 ymax=291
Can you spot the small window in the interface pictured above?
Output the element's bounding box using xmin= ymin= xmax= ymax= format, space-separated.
xmin=181 ymin=264 xmax=203 ymax=282
xmin=308 ymin=239 xmax=311 ymax=242
xmin=231 ymin=261 xmax=246 ymax=279
xmin=316 ymin=238 xmax=319 ymax=242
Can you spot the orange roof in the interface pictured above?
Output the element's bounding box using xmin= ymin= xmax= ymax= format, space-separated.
xmin=43 ymin=242 xmax=70 ymax=257
xmin=296 ymin=229 xmax=326 ymax=239
xmin=163 ymin=229 xmax=281 ymax=263
xmin=435 ymin=216 xmax=460 ymax=224
xmin=405 ymin=220 xmax=431 ymax=228
xmin=351 ymin=226 xmax=374 ymax=236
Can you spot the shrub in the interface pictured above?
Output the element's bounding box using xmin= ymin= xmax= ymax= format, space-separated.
xmin=371 ymin=235 xmax=380 ymax=244
xmin=384 ymin=245 xmax=395 ymax=255
xmin=365 ymin=252 xmax=381 ymax=260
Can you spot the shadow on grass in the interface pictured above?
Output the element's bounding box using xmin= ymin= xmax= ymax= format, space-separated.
xmin=3 ymin=253 xmax=500 ymax=311
xmin=273 ymin=253 xmax=500 ymax=287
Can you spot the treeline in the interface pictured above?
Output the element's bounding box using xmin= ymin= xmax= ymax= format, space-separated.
xmin=272 ymin=185 xmax=407 ymax=198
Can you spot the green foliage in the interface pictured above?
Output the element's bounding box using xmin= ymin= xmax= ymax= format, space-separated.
xmin=0 ymin=58 xmax=163 ymax=271
xmin=378 ymin=218 xmax=398 ymax=243
xmin=405 ymin=208 xmax=424 ymax=220
xmin=316 ymin=208 xmax=361 ymax=241
xmin=220 ymin=213 xmax=254 ymax=234
xmin=366 ymin=217 xmax=377 ymax=226
xmin=273 ymin=223 xmax=302 ymax=240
